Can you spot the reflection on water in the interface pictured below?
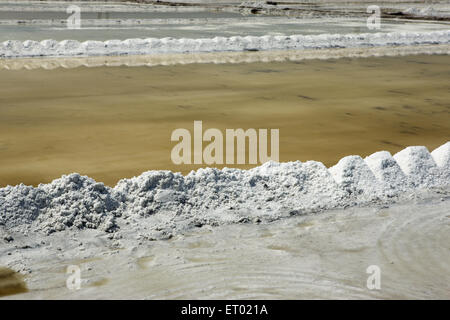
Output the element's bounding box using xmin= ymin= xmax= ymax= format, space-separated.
xmin=0 ymin=54 xmax=449 ymax=187
xmin=2 ymin=45 xmax=449 ymax=71
xmin=0 ymin=267 xmax=28 ymax=297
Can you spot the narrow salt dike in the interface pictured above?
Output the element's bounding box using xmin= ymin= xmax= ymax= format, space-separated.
xmin=1 ymin=30 xmax=449 ymax=58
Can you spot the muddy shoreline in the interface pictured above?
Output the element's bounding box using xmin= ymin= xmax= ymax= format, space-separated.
xmin=2 ymin=195 xmax=449 ymax=299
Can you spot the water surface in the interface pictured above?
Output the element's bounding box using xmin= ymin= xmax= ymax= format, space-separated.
xmin=0 ymin=54 xmax=449 ymax=186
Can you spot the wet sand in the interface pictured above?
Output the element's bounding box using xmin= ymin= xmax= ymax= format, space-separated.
xmin=2 ymin=197 xmax=449 ymax=299
xmin=0 ymin=54 xmax=449 ymax=187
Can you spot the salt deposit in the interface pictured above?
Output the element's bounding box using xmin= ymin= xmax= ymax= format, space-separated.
xmin=1 ymin=44 xmax=449 ymax=70
xmin=431 ymin=141 xmax=450 ymax=168
xmin=402 ymin=6 xmax=450 ymax=19
xmin=1 ymin=30 xmax=449 ymax=58
xmin=0 ymin=174 xmax=121 ymax=234
xmin=1 ymin=142 xmax=449 ymax=239
xmin=329 ymin=155 xmax=380 ymax=199
xmin=393 ymin=146 xmax=441 ymax=188
xmin=364 ymin=151 xmax=407 ymax=191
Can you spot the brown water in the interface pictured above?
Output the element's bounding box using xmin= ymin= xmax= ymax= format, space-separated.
xmin=0 ymin=54 xmax=449 ymax=187
xmin=0 ymin=267 xmax=28 ymax=297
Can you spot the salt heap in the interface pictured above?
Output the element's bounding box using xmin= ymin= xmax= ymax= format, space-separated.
xmin=393 ymin=146 xmax=441 ymax=188
xmin=364 ymin=151 xmax=407 ymax=192
xmin=0 ymin=142 xmax=449 ymax=235
xmin=0 ymin=174 xmax=121 ymax=234
xmin=329 ymin=155 xmax=380 ymax=201
xmin=115 ymin=170 xmax=187 ymax=217
xmin=431 ymin=142 xmax=450 ymax=169
xmin=431 ymin=142 xmax=450 ymax=182
xmin=0 ymin=184 xmax=46 ymax=229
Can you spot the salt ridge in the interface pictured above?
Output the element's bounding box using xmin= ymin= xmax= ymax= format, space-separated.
xmin=2 ymin=44 xmax=449 ymax=71
xmin=0 ymin=142 xmax=449 ymax=236
xmin=1 ymin=30 xmax=450 ymax=58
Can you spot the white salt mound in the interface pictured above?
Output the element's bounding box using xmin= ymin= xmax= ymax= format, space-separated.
xmin=0 ymin=174 xmax=121 ymax=234
xmin=364 ymin=151 xmax=407 ymax=191
xmin=431 ymin=142 xmax=450 ymax=168
xmin=0 ymin=142 xmax=449 ymax=236
xmin=431 ymin=142 xmax=450 ymax=181
xmin=393 ymin=146 xmax=440 ymax=187
xmin=0 ymin=184 xmax=46 ymax=228
xmin=36 ymin=174 xmax=121 ymax=234
xmin=328 ymin=155 xmax=380 ymax=200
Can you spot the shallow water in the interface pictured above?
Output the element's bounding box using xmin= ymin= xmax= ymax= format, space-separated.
xmin=0 ymin=54 xmax=449 ymax=187
xmin=0 ymin=267 xmax=28 ymax=297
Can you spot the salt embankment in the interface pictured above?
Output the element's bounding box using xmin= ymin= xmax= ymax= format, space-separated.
xmin=1 ymin=30 xmax=449 ymax=58
xmin=1 ymin=142 xmax=449 ymax=237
